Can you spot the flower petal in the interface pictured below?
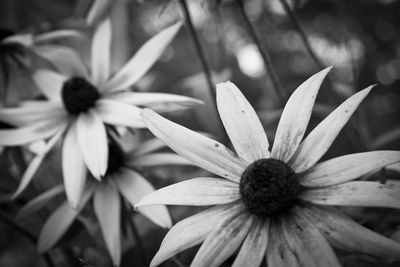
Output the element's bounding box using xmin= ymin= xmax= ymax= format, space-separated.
xmin=216 ymin=81 xmax=270 ymax=162
xmin=33 ymin=69 xmax=67 ymax=101
xmin=103 ymin=22 xmax=182 ymax=92
xmin=38 ymin=188 xmax=93 ymax=253
xmin=141 ymin=109 xmax=246 ymax=182
xmin=271 ymin=67 xmax=332 ymax=162
xmin=76 ymin=110 xmax=108 ymax=179
xmin=125 ymin=152 xmax=192 ymax=167
xmin=0 ymin=118 xmax=65 ymax=146
xmin=93 ymin=182 xmax=121 ymax=266
xmin=136 ymin=177 xmax=240 ymax=207
xmin=232 ymin=218 xmax=269 ymax=267
xmin=34 ymin=30 xmax=84 ymax=43
xmin=12 ymin=122 xmax=67 ymax=198
xmin=107 ymin=92 xmax=203 ymax=109
xmin=279 ymin=209 xmax=341 ymax=267
xmin=17 ymin=185 xmax=64 ymax=221
xmin=91 ymin=18 xmax=111 ymax=86
xmin=150 ymin=202 xmax=244 ymax=267
xmin=300 ymin=151 xmax=400 ymax=187
xmin=128 ymin=138 xmax=166 ymax=156
xmin=0 ymin=102 xmax=65 ymax=127
xmin=95 ymin=99 xmax=145 ymax=128
xmin=191 ymin=210 xmax=253 ymax=267
xmin=86 ymin=0 xmax=112 ymax=26
xmin=302 ymin=205 xmax=400 ymax=260
xmin=289 ymin=86 xmax=373 ymax=172
xmin=114 ymin=168 xmax=172 ymax=228
xmin=62 ymin=122 xmax=87 ymax=208
xmin=300 ymin=181 xmax=400 ymax=209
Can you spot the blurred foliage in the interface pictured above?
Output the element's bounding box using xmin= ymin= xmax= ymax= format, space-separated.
xmin=0 ymin=0 xmax=400 ymax=266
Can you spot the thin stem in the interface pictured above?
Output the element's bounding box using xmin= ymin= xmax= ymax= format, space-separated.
xmin=0 ymin=212 xmax=56 ymax=267
xmin=128 ymin=211 xmax=148 ymax=266
xmin=235 ymin=0 xmax=287 ymax=105
xmin=178 ymin=0 xmax=216 ymax=104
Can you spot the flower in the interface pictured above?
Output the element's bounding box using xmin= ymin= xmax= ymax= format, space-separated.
xmin=0 ymin=18 xmax=200 ymax=207
xmin=137 ymin=67 xmax=400 ymax=267
xmin=0 ymin=28 xmax=82 ymax=104
xmin=17 ymin=136 xmax=192 ymax=266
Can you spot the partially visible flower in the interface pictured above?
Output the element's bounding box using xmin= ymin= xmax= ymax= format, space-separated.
xmin=17 ymin=137 xmax=191 ymax=266
xmin=0 ymin=28 xmax=82 ymax=104
xmin=0 ymin=18 xmax=200 ymax=207
xmin=137 ymin=68 xmax=400 ymax=267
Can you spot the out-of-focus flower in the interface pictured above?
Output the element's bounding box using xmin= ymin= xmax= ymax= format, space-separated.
xmin=17 ymin=137 xmax=192 ymax=266
xmin=0 ymin=28 xmax=82 ymax=105
xmin=137 ymin=67 xmax=400 ymax=267
xmin=86 ymin=0 xmax=113 ymax=26
xmin=0 ymin=18 xmax=200 ymax=207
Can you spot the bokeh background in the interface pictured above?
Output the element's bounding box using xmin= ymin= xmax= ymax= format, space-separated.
xmin=0 ymin=0 xmax=399 ymax=266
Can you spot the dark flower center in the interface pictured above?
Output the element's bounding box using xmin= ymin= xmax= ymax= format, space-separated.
xmin=61 ymin=77 xmax=100 ymax=115
xmin=239 ymin=158 xmax=303 ymax=218
xmin=105 ymin=141 xmax=126 ymax=176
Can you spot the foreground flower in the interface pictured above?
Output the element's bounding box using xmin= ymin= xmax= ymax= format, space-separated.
xmin=137 ymin=68 xmax=400 ymax=267
xmin=17 ymin=137 xmax=191 ymax=266
xmin=0 ymin=18 xmax=200 ymax=207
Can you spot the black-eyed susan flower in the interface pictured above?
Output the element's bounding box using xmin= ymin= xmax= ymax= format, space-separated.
xmin=0 ymin=18 xmax=200 ymax=207
xmin=137 ymin=67 xmax=400 ymax=267
xmin=18 ymin=137 xmax=191 ymax=266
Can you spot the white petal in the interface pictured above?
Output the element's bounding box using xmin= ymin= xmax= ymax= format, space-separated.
xmin=34 ymin=30 xmax=84 ymax=43
xmin=232 ymin=218 xmax=269 ymax=267
xmin=3 ymin=33 xmax=33 ymax=46
xmin=271 ymin=67 xmax=332 ymax=162
xmin=95 ymin=99 xmax=145 ymax=128
xmin=128 ymin=137 xmax=166 ymax=156
xmin=141 ymin=109 xmax=246 ymax=182
xmin=150 ymin=202 xmax=245 ymax=267
xmin=125 ymin=152 xmax=192 ymax=167
xmin=107 ymin=92 xmax=203 ymax=110
xmin=93 ymin=182 xmax=121 ymax=266
xmin=38 ymin=188 xmax=93 ymax=253
xmin=33 ymin=45 xmax=89 ymax=77
xmin=103 ymin=22 xmax=182 ymax=92
xmin=136 ymin=177 xmax=240 ymax=207
xmin=114 ymin=168 xmax=172 ymax=228
xmin=62 ymin=122 xmax=88 ymax=208
xmin=86 ymin=0 xmax=112 ymax=26
xmin=91 ymin=18 xmax=111 ymax=86
xmin=191 ymin=211 xmax=253 ymax=267
xmin=279 ymin=209 xmax=341 ymax=267
xmin=290 ymin=86 xmax=373 ymax=172
xmin=76 ymin=111 xmax=108 ymax=179
xmin=302 ymin=205 xmax=400 ymax=260
xmin=216 ymin=81 xmax=270 ymax=162
xmin=33 ymin=69 xmax=67 ymax=101
xmin=17 ymin=185 xmax=64 ymax=221
xmin=301 ymin=181 xmax=400 ymax=209
xmin=0 ymin=118 xmax=65 ymax=146
xmin=300 ymin=151 xmax=400 ymax=187
xmin=0 ymin=102 xmax=65 ymax=127
xmin=12 ymin=122 xmax=67 ymax=198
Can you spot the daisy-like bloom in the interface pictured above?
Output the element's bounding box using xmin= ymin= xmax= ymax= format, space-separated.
xmin=0 ymin=18 xmax=200 ymax=207
xmin=17 ymin=137 xmax=191 ymax=266
xmin=137 ymin=67 xmax=400 ymax=267
xmin=0 ymin=28 xmax=82 ymax=104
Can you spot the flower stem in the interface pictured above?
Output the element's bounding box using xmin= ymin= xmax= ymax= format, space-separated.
xmin=178 ymin=0 xmax=216 ymax=104
xmin=0 ymin=212 xmax=56 ymax=267
xmin=235 ymin=0 xmax=287 ymax=105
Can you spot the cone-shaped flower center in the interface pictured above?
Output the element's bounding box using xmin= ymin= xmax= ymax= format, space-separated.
xmin=0 ymin=29 xmax=14 ymax=42
xmin=61 ymin=77 xmax=100 ymax=115
xmin=239 ymin=158 xmax=303 ymax=217
xmin=106 ymin=141 xmax=125 ymax=176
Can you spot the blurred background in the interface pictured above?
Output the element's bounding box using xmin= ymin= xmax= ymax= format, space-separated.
xmin=0 ymin=0 xmax=399 ymax=266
